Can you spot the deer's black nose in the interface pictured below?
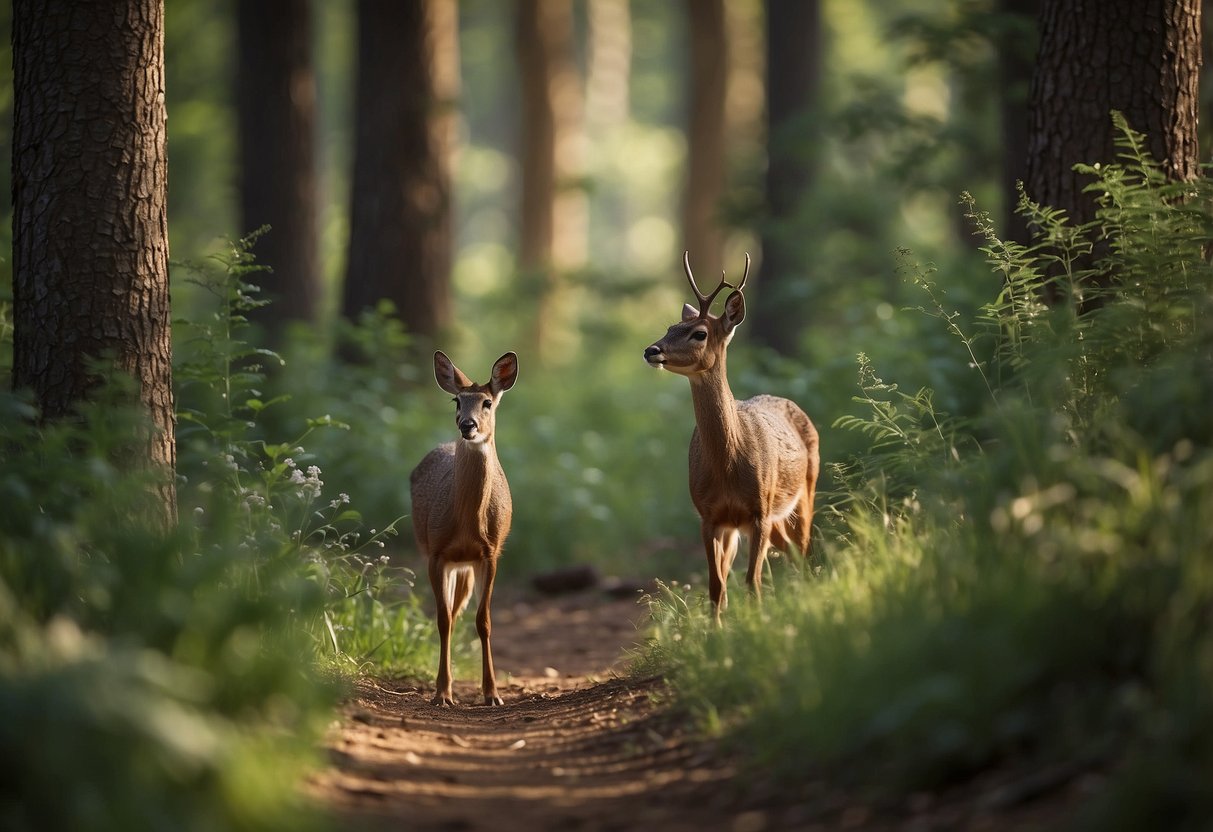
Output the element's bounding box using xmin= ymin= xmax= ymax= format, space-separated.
xmin=644 ymin=345 xmax=661 ymax=360
xmin=459 ymin=419 xmax=476 ymax=434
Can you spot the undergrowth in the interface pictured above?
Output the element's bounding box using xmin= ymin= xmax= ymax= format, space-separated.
xmin=638 ymin=115 xmax=1213 ymax=826
xmin=0 ymin=235 xmax=444 ymax=831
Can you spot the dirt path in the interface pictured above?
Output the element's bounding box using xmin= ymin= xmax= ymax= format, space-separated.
xmin=308 ymin=590 xmax=1091 ymax=831
xmin=308 ymin=591 xmax=762 ymax=831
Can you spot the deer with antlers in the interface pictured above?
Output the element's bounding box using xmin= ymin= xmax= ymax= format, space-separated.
xmin=644 ymin=253 xmax=819 ymax=622
xmin=410 ymin=351 xmax=519 ymax=706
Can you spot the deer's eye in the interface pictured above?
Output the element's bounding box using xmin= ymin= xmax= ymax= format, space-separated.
xmin=690 ymin=330 xmax=708 ymax=341
xmin=482 ymin=400 xmax=492 ymax=410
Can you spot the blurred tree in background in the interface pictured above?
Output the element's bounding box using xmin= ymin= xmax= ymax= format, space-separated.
xmin=514 ymin=0 xmax=586 ymax=364
xmin=681 ymin=0 xmax=729 ymax=282
xmin=993 ymin=0 xmax=1037 ymax=247
xmin=751 ymin=0 xmax=821 ymax=354
xmin=341 ymin=0 xmax=458 ymax=351
xmin=237 ymin=0 xmax=322 ymax=338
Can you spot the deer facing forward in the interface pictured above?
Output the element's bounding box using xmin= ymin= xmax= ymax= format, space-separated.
xmin=410 ymin=350 xmax=518 ymax=706
xmin=644 ymin=253 xmax=819 ymax=622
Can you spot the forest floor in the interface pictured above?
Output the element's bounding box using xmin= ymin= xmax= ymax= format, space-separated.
xmin=307 ymin=586 xmax=1101 ymax=831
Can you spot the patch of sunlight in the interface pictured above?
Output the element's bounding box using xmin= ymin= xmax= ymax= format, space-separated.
xmin=899 ymin=190 xmax=952 ymax=248
xmin=627 ymin=216 xmax=676 ymax=272
xmin=455 ymin=145 xmax=512 ymax=194
xmin=826 ymin=0 xmax=887 ymax=74
xmin=453 ymin=243 xmax=512 ymax=298
xmin=903 ymin=65 xmax=950 ymax=122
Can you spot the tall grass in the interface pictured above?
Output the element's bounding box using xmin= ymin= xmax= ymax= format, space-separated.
xmin=638 ymin=116 xmax=1213 ymax=824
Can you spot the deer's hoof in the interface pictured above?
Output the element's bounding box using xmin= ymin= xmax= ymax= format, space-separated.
xmin=431 ymin=693 xmax=456 ymax=707
xmin=484 ymin=692 xmax=504 ymax=706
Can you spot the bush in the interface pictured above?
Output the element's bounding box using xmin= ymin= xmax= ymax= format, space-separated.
xmin=0 ymin=235 xmax=441 ymax=830
xmin=640 ymin=116 xmax=1213 ymax=823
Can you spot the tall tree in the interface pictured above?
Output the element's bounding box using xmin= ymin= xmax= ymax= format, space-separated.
xmin=586 ymin=0 xmax=631 ymax=128
xmin=342 ymin=0 xmax=458 ymax=347
xmin=515 ymin=0 xmax=585 ymax=365
xmin=995 ymin=0 xmax=1039 ymax=246
xmin=751 ymin=0 xmax=821 ymax=356
xmin=236 ymin=0 xmax=321 ymax=337
xmin=1026 ymin=0 xmax=1201 ymax=271
xmin=11 ymin=0 xmax=176 ymax=521
xmin=682 ymin=0 xmax=729 ymax=283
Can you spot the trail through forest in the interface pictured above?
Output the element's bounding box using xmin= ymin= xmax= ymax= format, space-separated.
xmin=309 ymin=589 xmax=1094 ymax=831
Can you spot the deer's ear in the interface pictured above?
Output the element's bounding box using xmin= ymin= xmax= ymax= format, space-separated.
xmin=723 ymin=290 xmax=746 ymax=331
xmin=681 ymin=303 xmax=700 ymax=322
xmin=490 ymin=351 xmax=519 ymax=395
xmin=434 ymin=351 xmax=473 ymax=395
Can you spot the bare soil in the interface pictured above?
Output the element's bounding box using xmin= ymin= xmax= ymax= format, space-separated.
xmin=308 ymin=590 xmax=1100 ymax=831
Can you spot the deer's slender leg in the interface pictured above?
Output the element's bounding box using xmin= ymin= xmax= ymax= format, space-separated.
xmin=429 ymin=558 xmax=455 ymax=706
xmin=703 ymin=521 xmax=727 ymax=623
xmin=704 ymin=524 xmax=740 ymax=624
xmin=475 ymin=558 xmax=503 ymax=706
xmin=745 ymin=520 xmax=773 ymax=603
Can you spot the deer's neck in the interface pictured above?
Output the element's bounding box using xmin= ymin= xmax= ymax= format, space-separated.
xmin=452 ymin=440 xmax=498 ymax=524
xmin=689 ymin=362 xmax=742 ymax=464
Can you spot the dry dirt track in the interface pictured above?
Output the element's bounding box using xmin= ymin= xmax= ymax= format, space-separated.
xmin=307 ymin=590 xmax=1095 ymax=831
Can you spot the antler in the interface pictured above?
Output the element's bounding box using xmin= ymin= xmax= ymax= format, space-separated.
xmin=683 ymin=251 xmax=751 ymax=318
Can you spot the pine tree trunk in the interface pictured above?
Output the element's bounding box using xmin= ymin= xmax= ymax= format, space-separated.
xmin=751 ymin=0 xmax=821 ymax=355
xmin=682 ymin=0 xmax=729 ymax=285
xmin=515 ymin=0 xmax=585 ymax=365
xmin=342 ymin=0 xmax=457 ymax=347
xmin=1026 ymin=0 xmax=1201 ymax=226
xmin=236 ymin=0 xmax=320 ymax=338
xmin=996 ymin=0 xmax=1039 ymax=246
xmin=12 ymin=0 xmax=176 ymax=523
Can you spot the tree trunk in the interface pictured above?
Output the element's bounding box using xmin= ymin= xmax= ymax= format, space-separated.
xmin=586 ymin=0 xmax=631 ymax=128
xmin=751 ymin=0 xmax=821 ymax=355
xmin=515 ymin=0 xmax=585 ymax=365
xmin=682 ymin=0 xmax=728 ymax=287
xmin=342 ymin=0 xmax=458 ymax=348
xmin=236 ymin=0 xmax=321 ymax=338
xmin=996 ymin=0 xmax=1039 ymax=246
xmin=1026 ymin=0 xmax=1201 ymax=231
xmin=11 ymin=0 xmax=176 ymax=522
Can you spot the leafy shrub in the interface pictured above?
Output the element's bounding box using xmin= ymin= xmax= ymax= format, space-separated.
xmin=640 ymin=117 xmax=1213 ymax=823
xmin=173 ymin=238 xmax=437 ymax=675
xmin=0 ymin=235 xmax=442 ymax=831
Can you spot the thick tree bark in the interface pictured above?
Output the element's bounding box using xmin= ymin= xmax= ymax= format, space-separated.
xmin=1026 ymin=0 xmax=1201 ymax=229
xmin=342 ymin=0 xmax=457 ymax=346
xmin=682 ymin=0 xmax=729 ymax=285
xmin=236 ymin=0 xmax=320 ymax=337
xmin=11 ymin=0 xmax=176 ymax=521
xmin=515 ymin=0 xmax=585 ymax=365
